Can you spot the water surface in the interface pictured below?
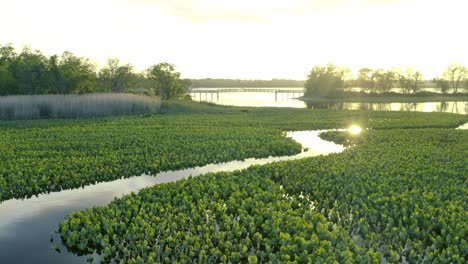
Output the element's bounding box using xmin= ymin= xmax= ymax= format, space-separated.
xmin=189 ymin=88 xmax=468 ymax=114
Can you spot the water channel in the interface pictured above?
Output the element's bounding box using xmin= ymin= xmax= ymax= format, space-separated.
xmin=189 ymin=88 xmax=468 ymax=115
xmin=0 ymin=130 xmax=345 ymax=263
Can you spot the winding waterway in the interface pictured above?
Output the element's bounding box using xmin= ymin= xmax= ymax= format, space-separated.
xmin=0 ymin=130 xmax=344 ymax=264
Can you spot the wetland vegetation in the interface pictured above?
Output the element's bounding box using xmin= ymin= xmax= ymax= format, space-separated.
xmin=54 ymin=111 xmax=467 ymax=263
xmin=0 ymin=102 xmax=466 ymax=263
xmin=3 ymin=1 xmax=468 ymax=263
xmin=1 ymin=107 xmax=466 ymax=202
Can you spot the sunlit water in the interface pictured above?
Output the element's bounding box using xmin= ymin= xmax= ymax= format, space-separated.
xmin=190 ymin=88 xmax=305 ymax=108
xmin=0 ymin=130 xmax=344 ymax=264
xmin=456 ymin=122 xmax=468 ymax=129
xmin=189 ymin=88 xmax=468 ymax=114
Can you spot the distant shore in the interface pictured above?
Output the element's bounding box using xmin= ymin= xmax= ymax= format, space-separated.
xmin=300 ymin=92 xmax=468 ymax=103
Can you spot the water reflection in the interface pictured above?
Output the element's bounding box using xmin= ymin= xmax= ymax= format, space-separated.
xmin=190 ymin=89 xmax=467 ymax=114
xmin=0 ymin=130 xmax=343 ymax=264
xmin=304 ymin=101 xmax=468 ymax=114
xmin=456 ymin=122 xmax=468 ymax=129
xmin=348 ymin=125 xmax=363 ymax=135
xmin=190 ymin=88 xmax=305 ymax=108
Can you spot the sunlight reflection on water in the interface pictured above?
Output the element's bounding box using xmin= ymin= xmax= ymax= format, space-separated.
xmin=348 ymin=125 xmax=363 ymax=135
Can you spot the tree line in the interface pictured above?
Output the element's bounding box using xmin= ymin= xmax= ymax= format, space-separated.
xmin=0 ymin=44 xmax=190 ymax=99
xmin=305 ymin=63 xmax=468 ymax=97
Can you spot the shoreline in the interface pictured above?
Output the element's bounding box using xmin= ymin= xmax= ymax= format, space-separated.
xmin=300 ymin=93 xmax=468 ymax=103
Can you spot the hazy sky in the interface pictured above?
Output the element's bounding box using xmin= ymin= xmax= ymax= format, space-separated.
xmin=1 ymin=0 xmax=467 ymax=79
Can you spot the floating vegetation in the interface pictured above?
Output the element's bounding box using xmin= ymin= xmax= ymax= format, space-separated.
xmin=0 ymin=109 xmax=466 ymax=201
xmin=58 ymin=126 xmax=467 ymax=263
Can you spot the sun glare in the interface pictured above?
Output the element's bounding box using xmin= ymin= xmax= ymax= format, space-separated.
xmin=348 ymin=125 xmax=362 ymax=135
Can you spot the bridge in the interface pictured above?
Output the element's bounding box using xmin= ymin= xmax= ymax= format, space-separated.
xmin=188 ymin=88 xmax=304 ymax=101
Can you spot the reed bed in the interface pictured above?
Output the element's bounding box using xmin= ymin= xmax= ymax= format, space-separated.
xmin=0 ymin=93 xmax=161 ymax=120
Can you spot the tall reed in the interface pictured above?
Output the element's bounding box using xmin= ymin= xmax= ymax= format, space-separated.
xmin=0 ymin=93 xmax=161 ymax=120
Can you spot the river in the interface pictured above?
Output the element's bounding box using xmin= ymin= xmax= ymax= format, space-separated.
xmin=189 ymin=88 xmax=468 ymax=114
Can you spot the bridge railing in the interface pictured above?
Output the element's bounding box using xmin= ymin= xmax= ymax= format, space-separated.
xmin=188 ymin=88 xmax=304 ymax=93
xmin=188 ymin=88 xmax=304 ymax=101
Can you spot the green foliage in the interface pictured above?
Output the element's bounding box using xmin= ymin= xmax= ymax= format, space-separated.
xmin=398 ymin=68 xmax=422 ymax=94
xmin=253 ymin=129 xmax=467 ymax=263
xmin=433 ymin=78 xmax=450 ymax=94
xmin=158 ymin=100 xmax=240 ymax=114
xmin=0 ymin=44 xmax=184 ymax=96
xmin=0 ymin=107 xmax=466 ymax=201
xmin=57 ymin=126 xmax=467 ymax=263
xmin=98 ymin=58 xmax=137 ymax=92
xmin=354 ymin=68 xmax=398 ymax=93
xmin=371 ymin=69 xmax=397 ymax=93
xmin=0 ymin=111 xmax=306 ymax=201
xmin=318 ymin=130 xmax=363 ymax=146
xmin=58 ymin=51 xmax=97 ymax=94
xmin=0 ymin=44 xmax=98 ymax=95
xmin=59 ymin=171 xmax=374 ymax=263
xmin=146 ymin=62 xmax=190 ymax=100
xmin=304 ymin=64 xmax=347 ymax=97
xmin=441 ymin=63 xmax=468 ymax=93
xmin=0 ymin=65 xmax=16 ymax=95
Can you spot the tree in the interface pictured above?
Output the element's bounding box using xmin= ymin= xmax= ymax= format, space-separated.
xmin=146 ymin=62 xmax=189 ymax=99
xmin=372 ymin=69 xmax=397 ymax=93
xmin=0 ymin=44 xmax=17 ymax=66
xmin=304 ymin=64 xmax=346 ymax=97
xmin=441 ymin=64 xmax=467 ymax=93
xmin=46 ymin=55 xmax=68 ymax=94
xmin=58 ymin=51 xmax=97 ymax=94
xmin=0 ymin=65 xmax=16 ymax=95
xmin=398 ymin=68 xmax=422 ymax=94
xmin=0 ymin=44 xmax=18 ymax=94
xmin=356 ymin=68 xmax=375 ymax=93
xmin=432 ymin=78 xmax=450 ymax=94
xmin=335 ymin=65 xmax=352 ymax=89
xmin=98 ymin=58 xmax=136 ymax=92
xmin=9 ymin=47 xmax=50 ymax=94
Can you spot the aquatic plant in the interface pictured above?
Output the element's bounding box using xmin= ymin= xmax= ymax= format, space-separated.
xmin=58 ymin=128 xmax=467 ymax=263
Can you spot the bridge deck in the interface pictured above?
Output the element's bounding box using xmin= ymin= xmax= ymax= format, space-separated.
xmin=188 ymin=88 xmax=304 ymax=93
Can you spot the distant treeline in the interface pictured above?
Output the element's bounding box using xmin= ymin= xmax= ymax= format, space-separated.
xmin=2 ymin=44 xmax=468 ymax=98
xmin=304 ymin=64 xmax=468 ymax=97
xmin=190 ymin=79 xmax=305 ymax=88
xmin=0 ymin=44 xmax=189 ymax=99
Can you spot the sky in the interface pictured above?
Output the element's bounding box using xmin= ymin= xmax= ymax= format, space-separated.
xmin=1 ymin=0 xmax=467 ymax=79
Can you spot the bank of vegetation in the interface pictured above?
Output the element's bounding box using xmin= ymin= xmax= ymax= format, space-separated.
xmin=0 ymin=44 xmax=190 ymax=99
xmin=0 ymin=104 xmax=466 ymax=262
xmin=58 ymin=127 xmax=467 ymax=263
xmin=302 ymin=63 xmax=468 ymax=100
xmin=301 ymin=91 xmax=468 ymax=104
xmin=1 ymin=108 xmax=466 ymax=201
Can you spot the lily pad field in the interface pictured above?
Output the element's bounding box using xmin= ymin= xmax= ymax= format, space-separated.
xmin=0 ymin=106 xmax=467 ymax=263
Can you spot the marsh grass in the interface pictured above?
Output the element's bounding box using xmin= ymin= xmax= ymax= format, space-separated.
xmin=0 ymin=93 xmax=161 ymax=120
